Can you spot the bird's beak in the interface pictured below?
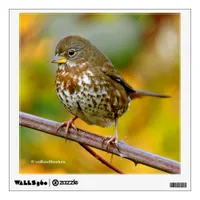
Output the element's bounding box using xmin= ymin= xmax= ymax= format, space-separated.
xmin=51 ymin=54 xmax=67 ymax=64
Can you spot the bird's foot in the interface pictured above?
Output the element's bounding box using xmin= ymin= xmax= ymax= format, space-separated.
xmin=56 ymin=116 xmax=78 ymax=141
xmin=102 ymin=135 xmax=119 ymax=151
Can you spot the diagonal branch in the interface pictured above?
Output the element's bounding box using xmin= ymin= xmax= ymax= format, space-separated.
xmin=19 ymin=111 xmax=180 ymax=174
xmin=79 ymin=143 xmax=124 ymax=174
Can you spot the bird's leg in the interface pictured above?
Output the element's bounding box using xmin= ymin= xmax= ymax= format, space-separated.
xmin=102 ymin=118 xmax=119 ymax=150
xmin=56 ymin=116 xmax=78 ymax=141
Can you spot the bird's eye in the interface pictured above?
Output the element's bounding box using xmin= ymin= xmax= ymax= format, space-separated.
xmin=68 ymin=49 xmax=76 ymax=57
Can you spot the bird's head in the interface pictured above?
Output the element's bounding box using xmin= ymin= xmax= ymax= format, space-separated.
xmin=51 ymin=35 xmax=110 ymax=67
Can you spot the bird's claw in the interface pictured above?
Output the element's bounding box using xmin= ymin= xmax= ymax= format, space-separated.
xmin=102 ymin=135 xmax=120 ymax=152
xmin=56 ymin=117 xmax=78 ymax=141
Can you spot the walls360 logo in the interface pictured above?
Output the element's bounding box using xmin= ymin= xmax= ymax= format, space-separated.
xmin=14 ymin=180 xmax=48 ymax=187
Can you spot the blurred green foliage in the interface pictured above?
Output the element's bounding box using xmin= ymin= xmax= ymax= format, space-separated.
xmin=20 ymin=13 xmax=180 ymax=174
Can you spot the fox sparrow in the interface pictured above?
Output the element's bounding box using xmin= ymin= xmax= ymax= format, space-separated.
xmin=52 ymin=35 xmax=170 ymax=147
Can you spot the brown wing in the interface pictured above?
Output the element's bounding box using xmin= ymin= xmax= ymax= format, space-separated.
xmin=100 ymin=63 xmax=170 ymax=99
xmin=100 ymin=63 xmax=136 ymax=94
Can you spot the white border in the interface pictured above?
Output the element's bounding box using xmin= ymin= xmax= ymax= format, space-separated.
xmin=9 ymin=9 xmax=191 ymax=191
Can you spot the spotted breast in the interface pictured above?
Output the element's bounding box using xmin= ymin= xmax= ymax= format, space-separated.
xmin=55 ymin=62 xmax=130 ymax=127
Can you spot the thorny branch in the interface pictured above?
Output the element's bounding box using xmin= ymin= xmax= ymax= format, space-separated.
xmin=19 ymin=111 xmax=180 ymax=174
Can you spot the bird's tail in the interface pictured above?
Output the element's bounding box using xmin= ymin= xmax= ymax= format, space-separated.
xmin=130 ymin=89 xmax=171 ymax=99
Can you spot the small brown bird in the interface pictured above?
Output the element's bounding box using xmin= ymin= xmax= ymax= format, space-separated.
xmin=52 ymin=35 xmax=170 ymax=147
